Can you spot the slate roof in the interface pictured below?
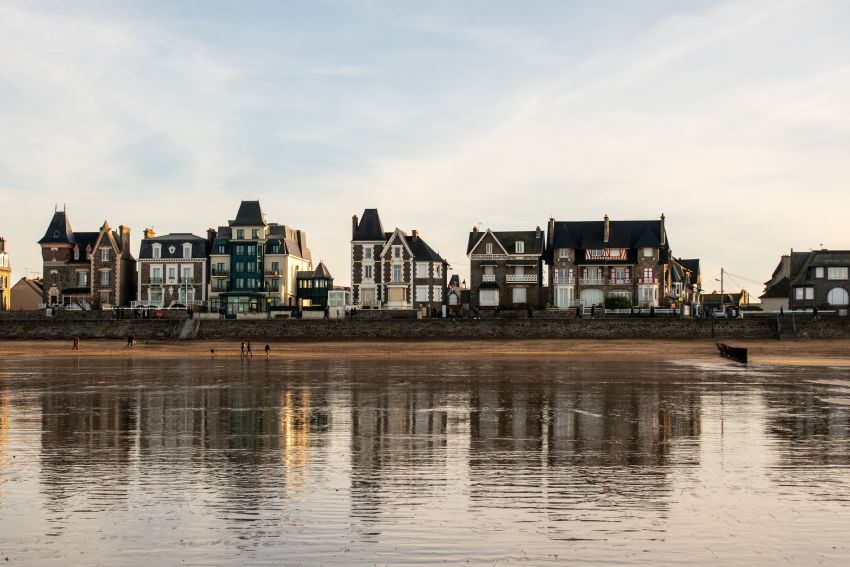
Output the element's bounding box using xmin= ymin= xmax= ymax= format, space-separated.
xmin=678 ymin=258 xmax=701 ymax=277
xmin=139 ymin=233 xmax=209 ymax=260
xmin=405 ymin=235 xmax=446 ymax=263
xmin=353 ymin=209 xmax=386 ymax=241
xmin=39 ymin=211 xmax=75 ymax=244
xmin=760 ymin=277 xmax=790 ymax=299
xmin=466 ymin=230 xmax=545 ymax=255
xmin=550 ymin=220 xmax=668 ymax=251
xmin=789 ymin=250 xmax=850 ymax=285
xmin=230 ymin=201 xmax=266 ymax=226
xmin=313 ymin=261 xmax=332 ymax=278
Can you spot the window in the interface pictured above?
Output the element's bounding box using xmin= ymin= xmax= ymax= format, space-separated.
xmin=794 ymin=287 xmax=814 ymax=300
xmin=643 ymin=267 xmax=653 ymax=282
xmin=271 ymin=261 xmax=280 ymax=273
xmin=828 ymin=267 xmax=848 ymax=280
xmin=815 ymin=267 xmax=824 ymax=278
xmin=363 ymin=246 xmax=372 ymax=260
xmin=217 ymin=245 xmax=225 ymax=254
xmin=167 ymin=266 xmax=177 ymax=284
xmin=183 ymin=244 xmax=192 ymax=259
xmin=434 ymin=264 xmax=442 ymax=278
xmin=247 ymin=262 xmax=256 ymax=273
xmin=235 ymin=245 xmax=245 ymax=256
xmin=416 ymin=262 xmax=429 ymax=278
xmin=484 ymin=265 xmax=495 ymax=276
xmin=364 ymin=265 xmax=373 ymax=279
xmin=252 ymin=229 xmax=259 ymax=239
xmin=247 ymin=245 xmax=256 ymax=255
xmin=393 ymin=265 xmax=402 ymax=283
xmin=215 ymin=262 xmax=225 ymax=274
xmin=100 ymin=271 xmax=109 ymax=286
xmin=643 ymin=248 xmax=653 ymax=257
xmin=77 ymin=272 xmax=88 ymax=286
xmin=247 ymin=278 xmax=257 ymax=289
xmin=512 ymin=287 xmax=527 ymax=303
xmin=149 ymin=289 xmax=163 ymax=303
xmin=270 ymin=279 xmax=280 ymax=291
xmin=151 ymin=266 xmax=163 ymax=283
xmin=235 ymin=278 xmax=245 ymax=290
xmin=181 ymin=266 xmax=193 ymax=283
xmin=827 ymin=287 xmax=849 ymax=305
xmin=480 ymin=289 xmax=498 ymax=306
xmin=237 ymin=229 xmax=244 ymax=239
xmin=559 ymin=248 xmax=569 ymax=258
xmin=515 ymin=241 xmax=524 ymax=254
xmin=73 ymin=247 xmax=80 ymax=260
xmin=433 ymin=286 xmax=442 ymax=302
xmin=152 ymin=244 xmax=161 ymax=259
xmin=216 ymin=280 xmax=226 ymax=291
xmin=416 ymin=285 xmax=429 ymax=302
xmin=515 ymin=266 xmax=525 ymax=276
xmin=101 ymin=248 xmax=109 ymax=262
xmin=485 ymin=242 xmax=493 ymax=255
xmin=235 ymin=262 xmax=245 ymax=273
xmin=393 ymin=246 xmax=402 ymax=259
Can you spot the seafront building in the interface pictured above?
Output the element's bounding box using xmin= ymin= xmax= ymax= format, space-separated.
xmin=136 ymin=229 xmax=214 ymax=309
xmin=38 ymin=209 xmax=136 ymax=308
xmin=0 ymin=237 xmax=10 ymax=311
xmin=466 ymin=227 xmax=546 ymax=309
xmin=9 ymin=278 xmax=43 ymax=311
xmin=350 ymin=209 xmax=448 ymax=311
xmin=209 ymin=201 xmax=312 ymax=315
xmin=762 ymin=250 xmax=850 ymax=315
xmin=295 ymin=262 xmax=334 ymax=308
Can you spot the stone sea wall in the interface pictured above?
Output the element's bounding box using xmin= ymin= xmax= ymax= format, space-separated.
xmin=2 ymin=315 xmax=850 ymax=341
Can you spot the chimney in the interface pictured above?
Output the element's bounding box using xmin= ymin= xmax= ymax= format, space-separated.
xmin=352 ymin=215 xmax=359 ymax=238
xmin=143 ymin=228 xmax=155 ymax=239
xmin=536 ymin=226 xmax=541 ymax=239
xmin=0 ymin=236 xmax=5 ymax=254
xmin=412 ymin=229 xmax=419 ymax=240
xmin=547 ymin=217 xmax=555 ymax=245
xmin=660 ymin=213 xmax=666 ymax=246
xmin=119 ymin=225 xmax=131 ymax=253
xmin=603 ymin=214 xmax=610 ymax=243
xmin=207 ymin=228 xmax=217 ymax=250
xmin=472 ymin=226 xmax=479 ymax=234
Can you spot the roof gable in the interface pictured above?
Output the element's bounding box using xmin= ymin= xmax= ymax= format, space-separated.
xmin=39 ymin=211 xmax=74 ymax=244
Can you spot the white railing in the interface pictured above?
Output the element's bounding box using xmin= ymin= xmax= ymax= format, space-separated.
xmin=638 ymin=277 xmax=659 ymax=284
xmin=579 ymin=277 xmax=606 ymax=285
xmin=482 ymin=274 xmax=496 ymax=282
xmin=471 ymin=254 xmax=508 ymax=261
xmin=552 ymin=275 xmax=575 ymax=285
xmin=609 ymin=278 xmax=632 ymax=285
xmin=506 ymin=274 xmax=537 ymax=283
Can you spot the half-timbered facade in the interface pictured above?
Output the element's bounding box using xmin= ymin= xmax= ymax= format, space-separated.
xmin=546 ymin=214 xmax=676 ymax=309
xmin=136 ymin=230 xmax=213 ymax=309
xmin=466 ymin=227 xmax=545 ymax=309
xmin=350 ymin=209 xmax=447 ymax=310
xmin=38 ymin=210 xmax=136 ymax=308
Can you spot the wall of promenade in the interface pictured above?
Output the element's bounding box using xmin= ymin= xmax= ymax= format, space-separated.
xmin=2 ymin=313 xmax=850 ymax=340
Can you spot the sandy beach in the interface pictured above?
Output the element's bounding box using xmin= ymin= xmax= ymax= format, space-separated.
xmin=1 ymin=338 xmax=848 ymax=366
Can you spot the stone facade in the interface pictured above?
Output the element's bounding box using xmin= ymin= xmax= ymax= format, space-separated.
xmin=466 ymin=227 xmax=545 ymax=309
xmin=351 ymin=209 xmax=447 ymax=311
xmin=137 ymin=229 xmax=213 ymax=309
xmin=38 ymin=210 xmax=136 ymax=308
xmin=767 ymin=249 xmax=850 ymax=315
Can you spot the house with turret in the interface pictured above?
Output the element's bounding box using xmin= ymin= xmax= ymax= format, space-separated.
xmin=38 ymin=209 xmax=136 ymax=308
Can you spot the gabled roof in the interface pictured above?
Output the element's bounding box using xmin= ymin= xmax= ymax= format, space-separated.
xmin=353 ymin=209 xmax=386 ymax=241
xmin=467 ymin=229 xmax=544 ymax=256
xmin=230 ymin=201 xmax=266 ymax=227
xmin=788 ymin=250 xmax=850 ymax=285
xmin=139 ymin=233 xmax=209 ymax=259
xmin=13 ymin=277 xmax=43 ymax=295
xmin=39 ymin=211 xmax=75 ymax=244
xmin=551 ymin=219 xmax=668 ymax=250
xmin=314 ymin=261 xmax=332 ymax=278
xmin=405 ymin=234 xmax=445 ymax=262
xmin=678 ymin=258 xmax=700 ymax=276
xmin=760 ymin=277 xmax=789 ymax=299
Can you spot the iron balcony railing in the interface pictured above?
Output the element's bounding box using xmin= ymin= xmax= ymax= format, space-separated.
xmin=506 ymin=274 xmax=537 ymax=283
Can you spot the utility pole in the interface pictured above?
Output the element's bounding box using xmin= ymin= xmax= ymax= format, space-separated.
xmin=720 ymin=267 xmax=724 ymax=315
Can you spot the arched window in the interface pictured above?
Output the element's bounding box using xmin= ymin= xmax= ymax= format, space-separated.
xmin=827 ymin=287 xmax=849 ymax=306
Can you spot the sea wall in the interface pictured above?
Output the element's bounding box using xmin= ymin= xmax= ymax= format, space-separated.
xmin=2 ymin=316 xmax=850 ymax=341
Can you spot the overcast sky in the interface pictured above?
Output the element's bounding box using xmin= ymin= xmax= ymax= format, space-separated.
xmin=2 ymin=0 xmax=849 ymax=293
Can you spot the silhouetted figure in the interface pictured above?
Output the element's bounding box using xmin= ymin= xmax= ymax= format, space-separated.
xmin=779 ymin=306 xmax=784 ymax=317
xmin=650 ymin=305 xmax=656 ymax=318
xmin=240 ymin=341 xmax=246 ymax=357
xmin=265 ymin=344 xmax=271 ymax=357
xmin=72 ymin=337 xmax=80 ymax=351
xmin=246 ymin=342 xmax=253 ymax=357
xmin=527 ymin=305 xmax=533 ymax=319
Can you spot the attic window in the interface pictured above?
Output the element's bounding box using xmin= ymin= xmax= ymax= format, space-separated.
xmin=73 ymin=247 xmax=80 ymax=260
xmin=643 ymin=248 xmax=653 ymax=257
xmin=183 ymin=243 xmax=192 ymax=259
xmin=152 ymin=244 xmax=162 ymax=259
xmin=515 ymin=242 xmax=524 ymax=253
xmin=53 ymin=230 xmax=59 ymax=238
xmin=485 ymin=243 xmax=493 ymax=255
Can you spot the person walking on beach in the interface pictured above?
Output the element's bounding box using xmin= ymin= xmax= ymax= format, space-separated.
xmin=240 ymin=341 xmax=246 ymax=357
xmin=246 ymin=342 xmax=253 ymax=357
xmin=265 ymin=344 xmax=271 ymax=357
xmin=72 ymin=337 xmax=80 ymax=351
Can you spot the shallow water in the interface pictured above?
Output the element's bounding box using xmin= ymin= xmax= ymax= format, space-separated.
xmin=1 ymin=356 xmax=849 ymax=565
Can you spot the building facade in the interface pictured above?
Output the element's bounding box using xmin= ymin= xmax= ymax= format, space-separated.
xmin=466 ymin=227 xmax=545 ymax=309
xmin=10 ymin=278 xmax=43 ymax=311
xmin=136 ymin=230 xmax=213 ymax=309
xmin=350 ymin=209 xmax=447 ymax=311
xmin=763 ymin=250 xmax=850 ymax=315
xmin=296 ymin=262 xmax=333 ymax=308
xmin=546 ymin=214 xmax=677 ymax=309
xmin=0 ymin=237 xmax=10 ymax=311
xmin=209 ymin=201 xmax=312 ymax=315
xmin=38 ymin=210 xmax=136 ymax=308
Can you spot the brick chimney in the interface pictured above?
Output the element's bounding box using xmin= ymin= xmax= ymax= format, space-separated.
xmin=603 ymin=214 xmax=610 ymax=243
xmin=352 ymin=215 xmax=359 ymax=238
xmin=547 ymin=217 xmax=555 ymax=245
xmin=143 ymin=228 xmax=155 ymax=239
xmin=535 ymin=226 xmax=541 ymax=239
xmin=206 ymin=228 xmax=216 ymax=249
xmin=0 ymin=236 xmax=5 ymax=254
xmin=660 ymin=213 xmax=666 ymax=246
xmin=412 ymin=229 xmax=419 ymax=240
xmin=472 ymin=226 xmax=479 ymax=234
xmin=118 ymin=225 xmax=131 ymax=253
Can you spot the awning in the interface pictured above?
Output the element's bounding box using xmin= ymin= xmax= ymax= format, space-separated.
xmin=507 ymin=260 xmax=537 ymax=266
xmin=478 ymin=282 xmax=501 ymax=290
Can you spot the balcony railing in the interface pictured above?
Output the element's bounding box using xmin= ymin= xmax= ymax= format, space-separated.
xmin=149 ymin=277 xmax=163 ymax=284
xmin=211 ymin=269 xmax=228 ymax=277
xmin=578 ymin=277 xmax=606 ymax=285
xmin=609 ymin=278 xmax=632 ymax=285
xmin=506 ymin=274 xmax=537 ymax=283
xmin=482 ymin=274 xmax=496 ymax=282
xmin=552 ymin=275 xmax=575 ymax=285
xmin=638 ymin=277 xmax=659 ymax=284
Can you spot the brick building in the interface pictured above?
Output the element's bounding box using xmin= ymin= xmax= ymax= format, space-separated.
xmin=350 ymin=209 xmax=447 ymax=311
xmin=763 ymin=249 xmax=850 ymax=315
xmin=38 ymin=210 xmax=136 ymax=308
xmin=466 ymin=227 xmax=545 ymax=309
xmin=136 ymin=230 xmax=214 ymax=309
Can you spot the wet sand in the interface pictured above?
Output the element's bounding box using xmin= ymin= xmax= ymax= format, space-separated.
xmin=0 ymin=338 xmax=848 ymax=366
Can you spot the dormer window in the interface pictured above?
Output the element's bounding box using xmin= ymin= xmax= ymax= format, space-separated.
xmin=485 ymin=243 xmax=493 ymax=255
xmin=515 ymin=241 xmax=524 ymax=254
xmin=183 ymin=243 xmax=192 ymax=259
xmin=101 ymin=248 xmax=109 ymax=262
xmin=643 ymin=248 xmax=653 ymax=257
xmin=393 ymin=246 xmax=402 ymax=259
xmin=73 ymin=246 xmax=80 ymax=260
xmin=236 ymin=229 xmax=244 ymax=239
xmin=252 ymin=229 xmax=259 ymax=239
xmin=152 ymin=244 xmax=162 ymax=259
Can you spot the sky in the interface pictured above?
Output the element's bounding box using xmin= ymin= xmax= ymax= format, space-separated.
xmin=2 ymin=0 xmax=850 ymax=294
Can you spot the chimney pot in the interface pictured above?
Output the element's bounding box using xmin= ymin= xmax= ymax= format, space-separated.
xmin=412 ymin=229 xmax=419 ymax=239
xmin=352 ymin=215 xmax=359 ymax=238
xmin=603 ymin=214 xmax=610 ymax=243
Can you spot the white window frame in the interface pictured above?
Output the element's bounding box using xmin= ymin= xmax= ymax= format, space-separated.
xmin=815 ymin=267 xmax=824 ymax=278
xmin=480 ymin=289 xmax=498 ymax=306
xmin=363 ymin=245 xmax=372 ymax=260
xmin=101 ymin=248 xmax=110 ymax=262
xmin=415 ymin=285 xmax=429 ymax=302
xmin=485 ymin=242 xmax=493 ymax=255
xmin=363 ymin=264 xmax=373 ymax=279
xmin=433 ymin=286 xmax=442 ymax=302
xmin=393 ymin=245 xmax=402 ymax=259
xmin=416 ymin=262 xmax=429 ymax=279
xmin=393 ymin=265 xmax=402 ymax=283
xmin=152 ymin=243 xmax=161 ymax=259
xmin=643 ymin=248 xmax=653 ymax=257
xmin=100 ymin=270 xmax=109 ymax=286
xmin=512 ymin=287 xmax=527 ymax=304
xmin=167 ymin=266 xmax=178 ymax=284
xmin=183 ymin=243 xmax=192 ymax=259
xmin=827 ymin=267 xmax=848 ymax=280
xmin=559 ymin=248 xmax=568 ymax=258
xmin=515 ymin=241 xmax=524 ymax=254
xmin=434 ymin=263 xmax=442 ymax=279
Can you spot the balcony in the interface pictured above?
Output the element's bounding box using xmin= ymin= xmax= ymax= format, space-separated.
xmin=578 ymin=277 xmax=606 ymax=285
xmin=482 ymin=274 xmax=496 ymax=282
xmin=506 ymin=274 xmax=537 ymax=283
xmin=609 ymin=278 xmax=632 ymax=285
xmin=149 ymin=277 xmax=163 ymax=284
xmin=211 ymin=269 xmax=228 ymax=277
xmin=638 ymin=277 xmax=659 ymax=284
xmin=552 ymin=274 xmax=575 ymax=285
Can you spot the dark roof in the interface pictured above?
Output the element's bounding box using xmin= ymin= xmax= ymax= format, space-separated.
xmin=353 ymin=209 xmax=385 ymax=241
xmin=678 ymin=258 xmax=700 ymax=276
xmin=139 ymin=233 xmax=209 ymax=260
xmin=405 ymin=235 xmax=445 ymax=262
xmin=551 ymin=219 xmax=668 ymax=250
xmin=314 ymin=261 xmax=332 ymax=278
xmin=789 ymin=250 xmax=850 ymax=285
xmin=449 ymin=274 xmax=460 ymax=286
xmin=760 ymin=277 xmax=790 ymax=299
xmin=230 ymin=201 xmax=266 ymax=227
xmin=466 ymin=229 xmax=545 ymax=255
xmin=38 ymin=211 xmax=75 ymax=244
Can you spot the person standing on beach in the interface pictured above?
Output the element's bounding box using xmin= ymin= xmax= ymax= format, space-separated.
xmin=240 ymin=341 xmax=246 ymax=357
xmin=246 ymin=342 xmax=253 ymax=357
xmin=72 ymin=337 xmax=80 ymax=351
xmin=265 ymin=344 xmax=271 ymax=357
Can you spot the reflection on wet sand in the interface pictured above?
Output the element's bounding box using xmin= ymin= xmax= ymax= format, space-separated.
xmin=1 ymin=357 xmax=849 ymax=565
